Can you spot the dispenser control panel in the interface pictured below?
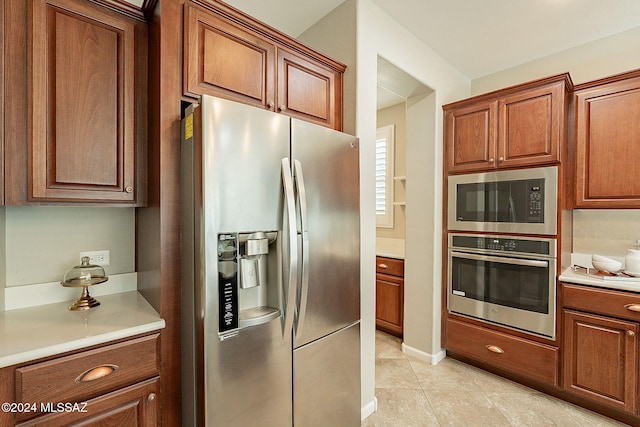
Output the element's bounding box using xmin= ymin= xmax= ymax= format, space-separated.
xmin=218 ymin=234 xmax=238 ymax=334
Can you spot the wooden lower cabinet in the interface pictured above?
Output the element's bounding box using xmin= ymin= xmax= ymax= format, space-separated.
xmin=446 ymin=318 xmax=559 ymax=385
xmin=562 ymin=283 xmax=640 ymax=415
xmin=375 ymin=257 xmax=404 ymax=337
xmin=2 ymin=333 xmax=160 ymax=426
xmin=562 ymin=310 xmax=637 ymax=413
xmin=16 ymin=377 xmax=158 ymax=427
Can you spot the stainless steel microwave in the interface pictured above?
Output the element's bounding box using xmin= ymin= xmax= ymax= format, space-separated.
xmin=447 ymin=166 xmax=558 ymax=235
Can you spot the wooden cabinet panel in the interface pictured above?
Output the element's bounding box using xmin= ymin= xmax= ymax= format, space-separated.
xmin=445 ymin=101 xmax=497 ymax=172
xmin=563 ymin=283 xmax=640 ymax=323
xmin=444 ymin=74 xmax=570 ymax=174
xmin=376 ymin=275 xmax=403 ymax=337
xmin=182 ymin=2 xmax=345 ymax=130
xmin=446 ymin=318 xmax=559 ymax=385
xmin=575 ymin=72 xmax=640 ymax=207
xmin=375 ymin=256 xmax=404 ymax=337
xmin=498 ymin=84 xmax=561 ymax=168
xmin=15 ymin=334 xmax=159 ymax=423
xmin=29 ymin=0 xmax=141 ymax=203
xmin=277 ymin=48 xmax=342 ymax=129
xmin=563 ymin=309 xmax=637 ymax=413
xmin=183 ymin=3 xmax=275 ymax=109
xmin=376 ymin=256 xmax=404 ymax=277
xmin=16 ymin=377 xmax=158 ymax=427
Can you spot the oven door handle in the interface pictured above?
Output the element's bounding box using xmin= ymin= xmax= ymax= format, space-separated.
xmin=450 ymin=251 xmax=549 ymax=268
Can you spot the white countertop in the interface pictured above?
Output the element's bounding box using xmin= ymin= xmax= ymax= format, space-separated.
xmin=376 ymin=237 xmax=405 ymax=259
xmin=0 ymin=291 xmax=165 ymax=368
xmin=559 ymin=267 xmax=640 ymax=293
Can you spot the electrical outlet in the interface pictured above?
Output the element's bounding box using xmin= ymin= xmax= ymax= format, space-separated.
xmin=80 ymin=250 xmax=110 ymax=266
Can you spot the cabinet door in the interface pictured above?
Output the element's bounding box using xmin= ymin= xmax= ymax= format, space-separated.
xmin=575 ymin=77 xmax=640 ymax=208
xmin=444 ymin=101 xmax=497 ymax=173
xmin=16 ymin=377 xmax=158 ymax=427
xmin=277 ymin=48 xmax=342 ymax=130
xmin=183 ymin=3 xmax=276 ymax=110
xmin=29 ymin=0 xmax=139 ymax=203
xmin=376 ymin=274 xmax=404 ymax=337
xmin=498 ymin=83 xmax=562 ymax=168
xmin=563 ymin=309 xmax=638 ymax=413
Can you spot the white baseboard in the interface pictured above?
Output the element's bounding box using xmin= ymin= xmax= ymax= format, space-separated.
xmin=402 ymin=343 xmax=446 ymax=365
xmin=361 ymin=397 xmax=377 ymax=420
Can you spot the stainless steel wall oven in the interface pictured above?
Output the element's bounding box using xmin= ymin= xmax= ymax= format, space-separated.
xmin=448 ymin=233 xmax=557 ymax=338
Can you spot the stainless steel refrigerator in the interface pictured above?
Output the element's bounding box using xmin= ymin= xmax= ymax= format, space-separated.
xmin=181 ymin=94 xmax=361 ymax=427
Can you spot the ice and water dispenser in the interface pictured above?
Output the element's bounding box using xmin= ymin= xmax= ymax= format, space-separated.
xmin=217 ymin=232 xmax=281 ymax=337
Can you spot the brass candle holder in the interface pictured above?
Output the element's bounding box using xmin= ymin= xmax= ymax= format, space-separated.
xmin=61 ymin=257 xmax=108 ymax=311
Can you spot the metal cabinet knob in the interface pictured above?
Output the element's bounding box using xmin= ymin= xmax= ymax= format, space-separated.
xmin=148 ymin=393 xmax=156 ymax=403
xmin=378 ymin=263 xmax=388 ymax=269
xmin=125 ymin=186 xmax=134 ymax=193
xmin=498 ymin=157 xmax=504 ymax=162
xmin=267 ymin=101 xmax=275 ymax=110
xmin=488 ymin=158 xmax=494 ymax=163
xmin=279 ymin=105 xmax=286 ymax=112
xmin=628 ymin=330 xmax=636 ymax=337
xmin=485 ymin=345 xmax=504 ymax=354
xmin=624 ymin=304 xmax=640 ymax=313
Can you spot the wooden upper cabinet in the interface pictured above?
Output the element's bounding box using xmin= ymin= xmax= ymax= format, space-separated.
xmin=498 ymin=83 xmax=562 ymax=168
xmin=574 ymin=70 xmax=640 ymax=208
xmin=28 ymin=0 xmax=144 ymax=204
xmin=277 ymin=48 xmax=342 ymax=129
xmin=183 ymin=1 xmax=345 ymax=130
xmin=445 ymin=100 xmax=497 ymax=172
xmin=183 ymin=3 xmax=276 ymax=110
xmin=444 ymin=74 xmax=570 ymax=174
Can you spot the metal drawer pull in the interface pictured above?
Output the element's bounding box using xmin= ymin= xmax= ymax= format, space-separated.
xmin=378 ymin=263 xmax=388 ymax=269
xmin=486 ymin=345 xmax=504 ymax=354
xmin=75 ymin=364 xmax=119 ymax=383
xmin=624 ymin=304 xmax=640 ymax=313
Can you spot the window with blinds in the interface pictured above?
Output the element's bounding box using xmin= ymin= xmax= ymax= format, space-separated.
xmin=376 ymin=124 xmax=395 ymax=228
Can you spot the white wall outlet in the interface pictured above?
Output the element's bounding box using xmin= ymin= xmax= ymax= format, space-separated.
xmin=80 ymin=250 xmax=110 ymax=266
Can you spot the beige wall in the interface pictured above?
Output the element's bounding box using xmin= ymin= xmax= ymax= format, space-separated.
xmin=376 ymin=102 xmax=406 ymax=239
xmin=471 ymin=27 xmax=640 ymax=95
xmin=4 ymin=207 xmax=135 ymax=287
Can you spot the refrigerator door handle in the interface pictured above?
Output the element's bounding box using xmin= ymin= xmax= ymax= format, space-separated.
xmin=281 ymin=158 xmax=298 ymax=338
xmin=293 ymin=159 xmax=310 ymax=339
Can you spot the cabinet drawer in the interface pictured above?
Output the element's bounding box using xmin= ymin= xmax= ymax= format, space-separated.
xmin=376 ymin=257 xmax=404 ymax=277
xmin=446 ymin=318 xmax=558 ymax=385
xmin=16 ymin=334 xmax=159 ymax=409
xmin=562 ymin=283 xmax=640 ymax=322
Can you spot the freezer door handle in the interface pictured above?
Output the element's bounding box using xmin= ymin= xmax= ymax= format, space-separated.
xmin=293 ymin=159 xmax=310 ymax=339
xmin=281 ymin=158 xmax=298 ymax=338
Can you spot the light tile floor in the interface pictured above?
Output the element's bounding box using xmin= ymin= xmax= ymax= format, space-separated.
xmin=362 ymin=330 xmax=629 ymax=427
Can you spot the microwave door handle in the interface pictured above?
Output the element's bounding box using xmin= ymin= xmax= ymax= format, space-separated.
xmin=281 ymin=158 xmax=298 ymax=338
xmin=450 ymin=251 xmax=549 ymax=268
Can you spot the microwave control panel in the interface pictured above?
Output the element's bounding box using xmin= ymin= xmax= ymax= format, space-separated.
xmin=527 ymin=181 xmax=544 ymax=222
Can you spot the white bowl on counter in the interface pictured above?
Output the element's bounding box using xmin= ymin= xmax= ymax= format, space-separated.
xmin=592 ymin=254 xmax=622 ymax=273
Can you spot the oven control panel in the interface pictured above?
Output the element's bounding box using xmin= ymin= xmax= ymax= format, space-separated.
xmin=451 ymin=234 xmax=554 ymax=257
